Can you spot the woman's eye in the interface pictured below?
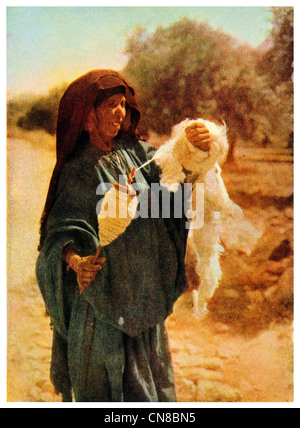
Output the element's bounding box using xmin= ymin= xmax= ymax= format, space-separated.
xmin=107 ymin=99 xmax=126 ymax=109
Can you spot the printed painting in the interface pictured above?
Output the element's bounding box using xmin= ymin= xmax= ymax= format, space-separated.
xmin=6 ymin=4 xmax=294 ymax=406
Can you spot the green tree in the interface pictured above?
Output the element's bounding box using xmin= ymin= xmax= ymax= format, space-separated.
xmin=257 ymin=7 xmax=293 ymax=87
xmin=123 ymin=16 xmax=293 ymax=155
xmin=124 ymin=19 xmax=245 ymax=137
xmin=256 ymin=7 xmax=293 ymax=149
xmin=15 ymin=83 xmax=67 ymax=135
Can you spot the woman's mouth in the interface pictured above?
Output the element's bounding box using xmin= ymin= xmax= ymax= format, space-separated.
xmin=112 ymin=122 xmax=121 ymax=130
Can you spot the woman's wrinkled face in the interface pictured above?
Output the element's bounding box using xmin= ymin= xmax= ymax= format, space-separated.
xmin=95 ymin=93 xmax=126 ymax=144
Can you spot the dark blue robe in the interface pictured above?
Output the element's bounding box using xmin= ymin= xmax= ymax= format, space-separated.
xmin=36 ymin=137 xmax=189 ymax=402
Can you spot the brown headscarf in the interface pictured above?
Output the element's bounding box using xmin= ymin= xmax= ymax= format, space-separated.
xmin=38 ymin=69 xmax=141 ymax=250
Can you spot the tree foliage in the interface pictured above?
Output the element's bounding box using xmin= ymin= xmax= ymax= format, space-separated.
xmin=8 ymin=84 xmax=67 ymax=136
xmin=257 ymin=7 xmax=293 ymax=87
xmin=256 ymin=7 xmax=294 ymax=149
xmin=123 ymin=14 xmax=293 ymax=150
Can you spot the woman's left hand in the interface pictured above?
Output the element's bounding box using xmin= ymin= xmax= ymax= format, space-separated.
xmin=185 ymin=122 xmax=211 ymax=152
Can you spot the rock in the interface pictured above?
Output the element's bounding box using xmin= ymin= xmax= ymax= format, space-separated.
xmin=196 ymin=380 xmax=241 ymax=402
xmin=264 ymin=285 xmax=278 ymax=300
xmin=265 ymin=260 xmax=288 ymax=276
xmin=213 ymin=322 xmax=230 ymax=334
xmin=180 ymin=354 xmax=223 ymax=371
xmin=27 ymin=349 xmax=49 ymax=361
xmin=179 ymin=367 xmax=223 ymax=383
xmin=270 ymin=268 xmax=293 ymax=306
xmin=175 ymin=377 xmax=197 ymax=402
xmin=222 ymin=289 xmax=240 ymax=299
xmin=38 ymin=392 xmax=58 ymax=403
xmin=257 ymin=270 xmax=282 ymax=287
xmin=284 ymin=207 xmax=293 ymax=219
xmin=269 ymin=216 xmax=283 ymax=226
xmin=30 ymin=370 xmax=44 ymax=384
xmin=269 ymin=240 xmax=292 ymax=261
xmin=29 ymin=386 xmax=43 ymax=401
xmin=245 ymin=290 xmax=265 ymax=304
xmin=35 ymin=379 xmax=48 ymax=390
xmin=28 ymin=359 xmax=47 ymax=373
xmin=168 ymin=339 xmax=184 ymax=353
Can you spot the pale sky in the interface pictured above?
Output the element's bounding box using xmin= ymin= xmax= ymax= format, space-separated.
xmin=7 ymin=5 xmax=274 ymax=97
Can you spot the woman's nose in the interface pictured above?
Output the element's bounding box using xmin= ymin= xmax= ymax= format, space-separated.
xmin=115 ymin=104 xmax=126 ymax=118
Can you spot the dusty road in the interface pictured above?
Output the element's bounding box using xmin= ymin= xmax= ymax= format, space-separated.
xmin=7 ymin=133 xmax=293 ymax=403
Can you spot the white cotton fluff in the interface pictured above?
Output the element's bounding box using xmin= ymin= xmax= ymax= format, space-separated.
xmin=154 ymin=118 xmax=262 ymax=319
xmin=97 ymin=186 xmax=138 ymax=246
xmin=154 ymin=118 xmax=229 ymax=193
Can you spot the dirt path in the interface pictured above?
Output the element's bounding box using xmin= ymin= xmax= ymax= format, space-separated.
xmin=167 ymin=296 xmax=293 ymax=403
xmin=6 ymin=135 xmax=294 ymax=403
xmin=7 ymin=135 xmax=60 ymax=402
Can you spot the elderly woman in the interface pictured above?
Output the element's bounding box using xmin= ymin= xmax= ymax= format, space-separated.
xmin=36 ymin=69 xmax=210 ymax=402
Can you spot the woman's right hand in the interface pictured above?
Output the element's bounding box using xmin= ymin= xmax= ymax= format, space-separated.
xmin=63 ymin=245 xmax=106 ymax=293
xmin=69 ymin=254 xmax=106 ymax=293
